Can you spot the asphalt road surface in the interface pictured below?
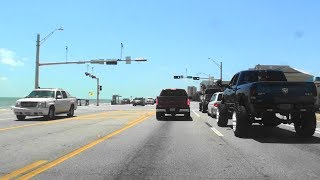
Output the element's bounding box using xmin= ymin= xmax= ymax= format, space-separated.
xmin=1 ymin=102 xmax=320 ymax=179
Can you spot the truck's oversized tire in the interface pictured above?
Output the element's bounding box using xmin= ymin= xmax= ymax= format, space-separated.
xmin=67 ymin=105 xmax=74 ymax=117
xmin=294 ymin=112 xmax=316 ymax=137
xmin=45 ymin=106 xmax=55 ymax=120
xmin=156 ymin=112 xmax=164 ymax=120
xmin=16 ymin=115 xmax=26 ymax=121
xmin=217 ymin=104 xmax=228 ymax=127
xmin=233 ymin=105 xmax=249 ymax=138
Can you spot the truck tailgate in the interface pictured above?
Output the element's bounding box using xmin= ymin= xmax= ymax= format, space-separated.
xmin=157 ymin=96 xmax=188 ymax=108
xmin=253 ymin=82 xmax=316 ymax=104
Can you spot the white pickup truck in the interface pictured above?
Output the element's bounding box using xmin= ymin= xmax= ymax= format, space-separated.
xmin=11 ymin=88 xmax=77 ymax=120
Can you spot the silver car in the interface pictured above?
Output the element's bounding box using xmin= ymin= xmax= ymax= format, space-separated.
xmin=207 ymin=92 xmax=223 ymax=118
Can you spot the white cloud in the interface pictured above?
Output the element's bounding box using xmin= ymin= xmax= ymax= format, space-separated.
xmin=0 ymin=48 xmax=24 ymax=66
xmin=0 ymin=76 xmax=8 ymax=81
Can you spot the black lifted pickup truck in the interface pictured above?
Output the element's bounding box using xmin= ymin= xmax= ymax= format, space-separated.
xmin=156 ymin=88 xmax=190 ymax=120
xmin=217 ymin=70 xmax=317 ymax=138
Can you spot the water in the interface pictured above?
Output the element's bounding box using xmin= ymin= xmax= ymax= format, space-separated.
xmin=0 ymin=97 xmax=111 ymax=109
xmin=0 ymin=97 xmax=21 ymax=109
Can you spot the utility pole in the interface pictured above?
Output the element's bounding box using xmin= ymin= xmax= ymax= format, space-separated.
xmin=220 ymin=62 xmax=222 ymax=82
xmin=35 ymin=34 xmax=40 ymax=89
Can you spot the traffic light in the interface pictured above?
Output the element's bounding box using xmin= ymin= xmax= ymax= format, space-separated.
xmin=174 ymin=76 xmax=181 ymax=79
xmin=85 ymin=72 xmax=90 ymax=76
xmin=99 ymin=85 xmax=102 ymax=91
xmin=187 ymin=76 xmax=192 ymax=79
xmin=91 ymin=75 xmax=96 ymax=79
xmin=193 ymin=77 xmax=200 ymax=80
xmin=106 ymin=60 xmax=118 ymax=65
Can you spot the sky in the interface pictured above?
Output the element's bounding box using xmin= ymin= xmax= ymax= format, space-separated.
xmin=0 ymin=0 xmax=319 ymax=99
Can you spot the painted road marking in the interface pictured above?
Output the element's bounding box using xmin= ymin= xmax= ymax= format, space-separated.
xmin=0 ymin=160 xmax=47 ymax=180
xmin=210 ymin=127 xmax=224 ymax=136
xmin=283 ymin=124 xmax=320 ymax=134
xmin=0 ymin=110 xmax=153 ymax=132
xmin=19 ymin=113 xmax=155 ymax=179
xmin=0 ymin=117 xmax=16 ymax=121
xmin=192 ymin=110 xmax=200 ymax=117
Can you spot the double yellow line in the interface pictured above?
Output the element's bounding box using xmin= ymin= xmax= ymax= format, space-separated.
xmin=0 ymin=112 xmax=155 ymax=180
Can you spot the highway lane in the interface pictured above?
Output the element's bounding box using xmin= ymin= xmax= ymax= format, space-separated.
xmin=1 ymin=102 xmax=320 ymax=179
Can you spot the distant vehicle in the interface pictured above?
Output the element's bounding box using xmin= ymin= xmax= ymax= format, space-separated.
xmin=207 ymin=92 xmax=223 ymax=118
xmin=132 ymin=97 xmax=145 ymax=106
xmin=218 ymin=70 xmax=317 ymax=138
xmin=121 ymin=98 xmax=131 ymax=104
xmin=11 ymin=88 xmax=77 ymax=121
xmin=156 ymin=88 xmax=190 ymax=120
xmin=199 ymin=88 xmax=221 ymax=113
xmin=145 ymin=97 xmax=155 ymax=105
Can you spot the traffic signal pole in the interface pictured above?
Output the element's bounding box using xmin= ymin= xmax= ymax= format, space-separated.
xmin=97 ymin=78 xmax=100 ymax=106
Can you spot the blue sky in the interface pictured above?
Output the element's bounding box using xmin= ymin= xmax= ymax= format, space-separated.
xmin=0 ymin=0 xmax=319 ymax=99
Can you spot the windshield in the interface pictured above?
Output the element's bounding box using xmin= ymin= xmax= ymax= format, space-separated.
xmin=160 ymin=89 xmax=187 ymax=96
xmin=26 ymin=90 xmax=55 ymax=98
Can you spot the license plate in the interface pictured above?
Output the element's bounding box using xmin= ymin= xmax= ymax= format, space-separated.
xmin=278 ymin=104 xmax=292 ymax=110
xmin=170 ymin=108 xmax=175 ymax=111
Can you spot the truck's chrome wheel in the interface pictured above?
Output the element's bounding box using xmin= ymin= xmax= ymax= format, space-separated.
xmin=232 ymin=111 xmax=237 ymax=131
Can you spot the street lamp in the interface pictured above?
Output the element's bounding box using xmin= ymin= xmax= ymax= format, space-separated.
xmin=35 ymin=27 xmax=64 ymax=89
xmin=208 ymin=58 xmax=222 ymax=82
xmin=195 ymin=72 xmax=214 ymax=85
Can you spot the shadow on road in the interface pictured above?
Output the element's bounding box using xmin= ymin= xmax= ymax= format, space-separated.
xmin=249 ymin=125 xmax=320 ymax=144
xmin=15 ymin=115 xmax=77 ymax=122
xmin=157 ymin=115 xmax=193 ymax=121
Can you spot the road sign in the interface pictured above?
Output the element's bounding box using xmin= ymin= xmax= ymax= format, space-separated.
xmin=126 ymin=56 xmax=131 ymax=64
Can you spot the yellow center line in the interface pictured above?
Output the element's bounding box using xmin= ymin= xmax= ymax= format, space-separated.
xmin=0 ymin=160 xmax=47 ymax=180
xmin=19 ymin=113 xmax=155 ymax=180
xmin=0 ymin=111 xmax=122 ymax=132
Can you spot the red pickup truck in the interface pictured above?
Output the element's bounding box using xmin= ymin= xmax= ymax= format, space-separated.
xmin=156 ymin=88 xmax=190 ymax=120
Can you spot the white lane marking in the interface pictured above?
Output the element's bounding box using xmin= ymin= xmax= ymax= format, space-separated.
xmin=210 ymin=127 xmax=224 ymax=136
xmin=192 ymin=110 xmax=200 ymax=117
xmin=283 ymin=124 xmax=320 ymax=134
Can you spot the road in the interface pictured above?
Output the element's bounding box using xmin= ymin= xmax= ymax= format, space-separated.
xmin=1 ymin=102 xmax=320 ymax=179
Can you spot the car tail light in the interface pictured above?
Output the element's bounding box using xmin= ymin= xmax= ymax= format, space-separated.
xmin=187 ymin=99 xmax=190 ymax=106
xmin=156 ymin=98 xmax=158 ymax=105
xmin=214 ymin=103 xmax=218 ymax=107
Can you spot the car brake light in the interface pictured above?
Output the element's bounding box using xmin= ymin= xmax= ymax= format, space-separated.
xmin=187 ymin=99 xmax=190 ymax=106
xmin=156 ymin=98 xmax=158 ymax=105
xmin=214 ymin=103 xmax=218 ymax=107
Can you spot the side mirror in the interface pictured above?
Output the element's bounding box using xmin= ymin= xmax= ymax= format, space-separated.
xmin=56 ymin=95 xmax=63 ymax=99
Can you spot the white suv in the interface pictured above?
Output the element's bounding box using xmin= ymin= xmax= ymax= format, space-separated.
xmin=12 ymin=88 xmax=77 ymax=120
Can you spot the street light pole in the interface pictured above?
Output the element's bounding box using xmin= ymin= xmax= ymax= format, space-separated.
xmin=208 ymin=58 xmax=223 ymax=82
xmin=34 ymin=27 xmax=63 ymax=89
xmin=35 ymin=34 xmax=40 ymax=89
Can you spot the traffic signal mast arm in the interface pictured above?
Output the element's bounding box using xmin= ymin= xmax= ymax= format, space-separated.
xmin=39 ymin=58 xmax=147 ymax=66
